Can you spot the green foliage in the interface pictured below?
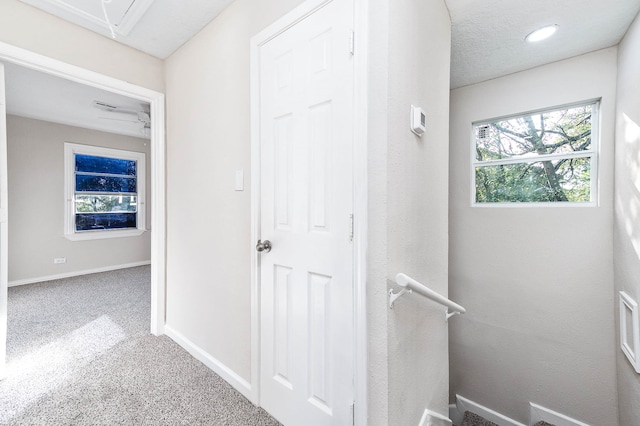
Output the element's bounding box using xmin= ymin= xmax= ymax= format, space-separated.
xmin=75 ymin=195 xmax=137 ymax=213
xmin=475 ymin=104 xmax=593 ymax=203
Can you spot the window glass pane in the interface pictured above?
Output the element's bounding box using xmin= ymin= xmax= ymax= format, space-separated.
xmin=75 ymin=213 xmax=137 ymax=231
xmin=475 ymin=157 xmax=591 ymax=203
xmin=66 ymin=144 xmax=145 ymax=237
xmin=475 ymin=104 xmax=592 ymax=161
xmin=76 ymin=175 xmax=136 ymax=193
xmin=75 ymin=154 xmax=136 ymax=176
xmin=75 ymin=195 xmax=137 ymax=213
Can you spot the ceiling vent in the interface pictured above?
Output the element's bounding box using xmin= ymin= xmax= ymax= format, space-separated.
xmin=19 ymin=0 xmax=154 ymax=36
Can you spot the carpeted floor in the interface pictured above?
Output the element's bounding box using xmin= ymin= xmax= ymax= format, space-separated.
xmin=460 ymin=411 xmax=499 ymax=426
xmin=1 ymin=266 xmax=280 ymax=425
xmin=459 ymin=411 xmax=556 ymax=426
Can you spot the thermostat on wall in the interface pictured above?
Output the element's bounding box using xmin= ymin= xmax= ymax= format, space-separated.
xmin=411 ymin=105 xmax=426 ymax=136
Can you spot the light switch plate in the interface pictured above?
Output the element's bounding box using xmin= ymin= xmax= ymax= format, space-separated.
xmin=235 ymin=170 xmax=244 ymax=191
xmin=411 ymin=105 xmax=426 ymax=136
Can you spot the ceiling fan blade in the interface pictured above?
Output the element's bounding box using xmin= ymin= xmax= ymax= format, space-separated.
xmin=94 ymin=100 xmax=150 ymax=117
xmin=98 ymin=116 xmax=139 ymax=123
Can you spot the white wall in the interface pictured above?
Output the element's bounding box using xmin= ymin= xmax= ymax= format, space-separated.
xmin=384 ymin=0 xmax=451 ymax=424
xmin=7 ymin=115 xmax=151 ymax=283
xmin=164 ymin=0 xmax=305 ymax=385
xmin=366 ymin=1 xmax=390 ymax=422
xmin=0 ymin=0 xmax=163 ymax=282
xmin=0 ymin=0 xmax=163 ymax=93
xmin=165 ymin=1 xmax=452 ymax=424
xmin=614 ymin=12 xmax=640 ymax=426
xmin=449 ymin=48 xmax=618 ymax=425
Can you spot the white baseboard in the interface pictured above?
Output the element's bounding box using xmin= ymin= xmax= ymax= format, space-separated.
xmin=530 ymin=403 xmax=589 ymax=426
xmin=164 ymin=325 xmax=254 ymax=403
xmin=449 ymin=403 xmax=463 ymax=426
xmin=419 ymin=408 xmax=453 ymax=426
xmin=454 ymin=395 xmax=527 ymax=426
xmin=8 ymin=261 xmax=151 ymax=287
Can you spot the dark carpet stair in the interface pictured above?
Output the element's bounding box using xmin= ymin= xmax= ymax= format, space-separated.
xmin=459 ymin=410 xmax=556 ymax=426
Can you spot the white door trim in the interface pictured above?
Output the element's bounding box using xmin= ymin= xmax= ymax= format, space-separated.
xmin=0 ymin=41 xmax=166 ymax=336
xmin=249 ymin=0 xmax=368 ymax=422
xmin=0 ymin=63 xmax=7 ymax=379
xmin=351 ymin=0 xmax=369 ymax=423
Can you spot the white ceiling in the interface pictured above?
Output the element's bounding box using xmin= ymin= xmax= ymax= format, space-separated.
xmin=448 ymin=0 xmax=640 ymax=88
xmin=19 ymin=0 xmax=235 ymax=58
xmin=17 ymin=0 xmax=640 ymax=88
xmin=6 ymin=0 xmax=640 ymax=139
xmin=4 ymin=61 xmax=151 ymax=139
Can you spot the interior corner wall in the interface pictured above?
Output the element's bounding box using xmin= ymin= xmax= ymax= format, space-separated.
xmin=0 ymin=0 xmax=163 ymax=92
xmin=164 ymin=0 xmax=305 ymax=384
xmin=449 ymin=48 xmax=618 ymax=425
xmin=6 ymin=115 xmax=151 ymax=283
xmin=366 ymin=0 xmax=390 ymax=423
xmin=384 ymin=0 xmax=451 ymax=424
xmin=614 ymin=11 xmax=640 ymax=426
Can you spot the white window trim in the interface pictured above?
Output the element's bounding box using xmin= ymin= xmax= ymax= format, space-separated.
xmin=64 ymin=142 xmax=146 ymax=241
xmin=471 ymin=99 xmax=600 ymax=208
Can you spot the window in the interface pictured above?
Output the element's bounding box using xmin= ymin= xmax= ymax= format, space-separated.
xmin=472 ymin=100 xmax=599 ymax=205
xmin=64 ymin=143 xmax=146 ymax=240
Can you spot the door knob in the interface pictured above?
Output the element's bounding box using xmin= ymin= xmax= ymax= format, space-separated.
xmin=256 ymin=239 xmax=272 ymax=253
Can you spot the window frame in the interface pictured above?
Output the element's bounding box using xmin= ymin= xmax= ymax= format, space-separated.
xmin=64 ymin=143 xmax=146 ymax=241
xmin=470 ymin=99 xmax=600 ymax=208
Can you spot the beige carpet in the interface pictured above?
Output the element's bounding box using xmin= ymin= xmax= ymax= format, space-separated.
xmin=2 ymin=266 xmax=279 ymax=425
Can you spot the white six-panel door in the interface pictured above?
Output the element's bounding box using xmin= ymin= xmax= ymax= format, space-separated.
xmin=257 ymin=1 xmax=354 ymax=424
xmin=0 ymin=63 xmax=8 ymax=379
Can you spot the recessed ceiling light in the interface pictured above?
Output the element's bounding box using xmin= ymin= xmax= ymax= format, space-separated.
xmin=525 ymin=25 xmax=558 ymax=42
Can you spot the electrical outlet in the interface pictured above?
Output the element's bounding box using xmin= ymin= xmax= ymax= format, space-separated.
xmin=53 ymin=257 xmax=66 ymax=264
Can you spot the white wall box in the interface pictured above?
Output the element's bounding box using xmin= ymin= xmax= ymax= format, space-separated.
xmin=620 ymin=291 xmax=640 ymax=373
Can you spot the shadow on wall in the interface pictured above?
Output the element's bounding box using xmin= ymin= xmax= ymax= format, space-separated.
xmin=620 ymin=113 xmax=640 ymax=257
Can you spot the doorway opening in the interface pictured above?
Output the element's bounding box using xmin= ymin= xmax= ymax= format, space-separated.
xmin=0 ymin=42 xmax=166 ymax=380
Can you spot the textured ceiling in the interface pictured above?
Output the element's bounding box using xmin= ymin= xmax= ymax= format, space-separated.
xmin=447 ymin=0 xmax=640 ymax=88
xmin=4 ymin=62 xmax=151 ymax=139
xmin=19 ymin=0 xmax=640 ymax=88
xmin=19 ymin=0 xmax=235 ymax=58
xmin=8 ymin=0 xmax=640 ymax=136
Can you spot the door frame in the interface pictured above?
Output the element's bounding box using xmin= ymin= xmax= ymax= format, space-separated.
xmin=0 ymin=41 xmax=166 ymax=336
xmin=249 ymin=0 xmax=368 ymax=423
xmin=0 ymin=63 xmax=7 ymax=379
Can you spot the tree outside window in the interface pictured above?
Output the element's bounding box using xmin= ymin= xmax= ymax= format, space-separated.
xmin=64 ymin=143 xmax=146 ymax=241
xmin=473 ymin=101 xmax=598 ymax=204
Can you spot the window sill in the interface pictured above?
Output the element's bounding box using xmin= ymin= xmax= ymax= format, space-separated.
xmin=471 ymin=201 xmax=597 ymax=208
xmin=64 ymin=228 xmax=146 ymax=241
